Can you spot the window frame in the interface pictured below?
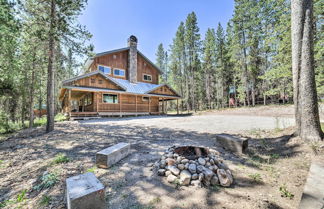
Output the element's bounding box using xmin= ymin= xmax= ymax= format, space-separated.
xmin=102 ymin=93 xmax=119 ymax=104
xmin=142 ymin=96 xmax=149 ymax=102
xmin=143 ymin=74 xmax=152 ymax=82
xmin=113 ymin=68 xmax=126 ymax=77
xmin=97 ymin=64 xmax=111 ymax=75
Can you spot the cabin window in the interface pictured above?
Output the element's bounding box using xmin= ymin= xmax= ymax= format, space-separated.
xmin=113 ymin=54 xmax=117 ymax=59
xmin=98 ymin=80 xmax=103 ymax=84
xmin=98 ymin=65 xmax=111 ymax=74
xmin=143 ymin=74 xmax=152 ymax=81
xmin=91 ymin=79 xmax=95 ymax=84
xmin=113 ymin=68 xmax=125 ymax=77
xmin=142 ymin=96 xmax=149 ymax=102
xmin=103 ymin=94 xmax=118 ymax=104
xmin=84 ymin=94 xmax=92 ymax=106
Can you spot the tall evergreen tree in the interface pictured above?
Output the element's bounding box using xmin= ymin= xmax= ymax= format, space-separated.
xmin=202 ymin=28 xmax=217 ymax=109
xmin=184 ymin=12 xmax=201 ymax=111
xmin=291 ymin=0 xmax=323 ymax=141
xmin=169 ymin=22 xmax=186 ymax=110
xmin=155 ymin=43 xmax=167 ymax=82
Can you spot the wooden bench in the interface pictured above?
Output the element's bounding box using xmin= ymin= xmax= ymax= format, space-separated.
xmin=66 ymin=172 xmax=105 ymax=209
xmin=216 ymin=134 xmax=248 ymax=154
xmin=96 ymin=142 xmax=130 ymax=168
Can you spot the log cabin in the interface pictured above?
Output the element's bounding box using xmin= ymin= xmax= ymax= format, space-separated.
xmin=59 ymin=35 xmax=181 ymax=119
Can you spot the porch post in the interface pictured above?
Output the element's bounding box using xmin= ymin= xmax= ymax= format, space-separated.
xmin=177 ymin=99 xmax=179 ymax=115
xmin=119 ymin=93 xmax=122 ymax=117
xmin=158 ymin=98 xmax=160 ymax=115
xmin=162 ymin=98 xmax=164 ymax=114
xmin=68 ymin=89 xmax=71 ymax=117
xmin=96 ymin=92 xmax=99 ymax=114
xmin=135 ymin=95 xmax=138 ymax=116
xmin=166 ymin=100 xmax=168 ymax=114
xmin=148 ymin=97 xmax=151 ymax=114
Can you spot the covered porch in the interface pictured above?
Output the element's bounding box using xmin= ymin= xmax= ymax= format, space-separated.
xmin=59 ymin=87 xmax=180 ymax=119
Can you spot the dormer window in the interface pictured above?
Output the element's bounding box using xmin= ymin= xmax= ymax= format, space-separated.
xmin=143 ymin=74 xmax=152 ymax=81
xmin=98 ymin=65 xmax=111 ymax=74
xmin=113 ymin=68 xmax=125 ymax=77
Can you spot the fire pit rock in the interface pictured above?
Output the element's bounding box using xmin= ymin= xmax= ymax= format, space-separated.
xmin=156 ymin=145 xmax=234 ymax=187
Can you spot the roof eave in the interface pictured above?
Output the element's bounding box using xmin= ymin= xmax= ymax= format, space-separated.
xmin=62 ymin=70 xmax=127 ymax=91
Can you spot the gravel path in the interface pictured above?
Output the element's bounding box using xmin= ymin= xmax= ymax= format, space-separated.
xmin=80 ymin=114 xmax=295 ymax=134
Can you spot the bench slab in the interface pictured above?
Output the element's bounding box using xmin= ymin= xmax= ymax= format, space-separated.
xmin=216 ymin=134 xmax=248 ymax=154
xmin=66 ymin=172 xmax=105 ymax=209
xmin=96 ymin=142 xmax=130 ymax=168
xmin=299 ymin=157 xmax=324 ymax=209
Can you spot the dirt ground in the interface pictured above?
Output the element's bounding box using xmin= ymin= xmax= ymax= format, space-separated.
xmin=0 ymin=105 xmax=323 ymax=209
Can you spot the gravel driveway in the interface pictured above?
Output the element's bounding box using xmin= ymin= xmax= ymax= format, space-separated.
xmin=80 ymin=114 xmax=295 ymax=133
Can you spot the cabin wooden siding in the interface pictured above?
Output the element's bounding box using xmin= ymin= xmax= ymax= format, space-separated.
xmin=150 ymin=85 xmax=178 ymax=96
xmin=89 ymin=50 xmax=129 ymax=80
xmin=94 ymin=93 xmax=159 ymax=113
xmin=137 ymin=54 xmax=159 ymax=84
xmin=89 ymin=51 xmax=159 ymax=84
xmin=66 ymin=74 xmax=123 ymax=90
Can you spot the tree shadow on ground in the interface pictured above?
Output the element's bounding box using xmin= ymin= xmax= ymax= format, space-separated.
xmin=0 ymin=119 xmax=301 ymax=209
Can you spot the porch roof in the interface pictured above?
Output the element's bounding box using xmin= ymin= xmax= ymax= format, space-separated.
xmin=62 ymin=85 xmax=180 ymax=99
xmin=61 ymin=71 xmax=181 ymax=98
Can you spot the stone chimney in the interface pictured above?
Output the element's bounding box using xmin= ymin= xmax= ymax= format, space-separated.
xmin=128 ymin=35 xmax=138 ymax=83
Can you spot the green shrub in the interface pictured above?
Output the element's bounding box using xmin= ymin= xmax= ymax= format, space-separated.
xmin=53 ymin=153 xmax=70 ymax=164
xmin=33 ymin=116 xmax=47 ymax=127
xmin=86 ymin=166 xmax=97 ymax=173
xmin=279 ymin=184 xmax=294 ymax=199
xmin=39 ymin=195 xmax=51 ymax=206
xmin=0 ymin=189 xmax=28 ymax=208
xmin=16 ymin=189 xmax=27 ymax=203
xmin=248 ymin=173 xmax=262 ymax=183
xmin=55 ymin=113 xmax=67 ymax=122
xmin=34 ymin=172 xmax=59 ymax=191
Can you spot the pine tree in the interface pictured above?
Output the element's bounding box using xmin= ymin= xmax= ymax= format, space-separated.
xmin=169 ymin=22 xmax=186 ymax=111
xmin=155 ymin=43 xmax=167 ymax=82
xmin=202 ymin=28 xmax=217 ymax=109
xmin=291 ymin=0 xmax=323 ymax=141
xmin=184 ymin=12 xmax=201 ymax=111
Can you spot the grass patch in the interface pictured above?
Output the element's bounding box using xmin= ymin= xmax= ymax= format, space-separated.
xmin=52 ymin=153 xmax=70 ymax=164
xmin=0 ymin=113 xmax=67 ymax=135
xmin=0 ymin=189 xmax=28 ymax=208
xmin=33 ymin=117 xmax=47 ymax=127
xmin=248 ymin=128 xmax=263 ymax=138
xmin=86 ymin=166 xmax=97 ymax=173
xmin=279 ymin=184 xmax=294 ymax=199
xmin=248 ymin=173 xmax=262 ymax=183
xmin=39 ymin=195 xmax=51 ymax=206
xmin=210 ymin=185 xmax=221 ymax=191
xmin=310 ymin=142 xmax=320 ymax=155
xmin=149 ymin=197 xmax=161 ymax=205
xmin=0 ymin=160 xmax=5 ymax=169
xmin=33 ymin=172 xmax=59 ymax=191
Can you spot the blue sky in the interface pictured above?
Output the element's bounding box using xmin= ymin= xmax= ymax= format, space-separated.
xmin=79 ymin=0 xmax=234 ymax=62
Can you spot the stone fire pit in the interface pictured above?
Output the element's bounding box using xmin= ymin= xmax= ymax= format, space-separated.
xmin=156 ymin=145 xmax=234 ymax=187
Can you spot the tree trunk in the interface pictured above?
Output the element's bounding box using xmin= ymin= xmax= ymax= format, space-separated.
xmin=291 ymin=0 xmax=323 ymax=141
xmin=46 ymin=0 xmax=56 ymax=133
xmin=29 ymin=52 xmax=36 ymax=128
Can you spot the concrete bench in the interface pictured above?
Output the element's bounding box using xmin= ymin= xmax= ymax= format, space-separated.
xmin=299 ymin=157 xmax=324 ymax=209
xmin=66 ymin=172 xmax=105 ymax=209
xmin=96 ymin=142 xmax=130 ymax=168
xmin=216 ymin=134 xmax=248 ymax=154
